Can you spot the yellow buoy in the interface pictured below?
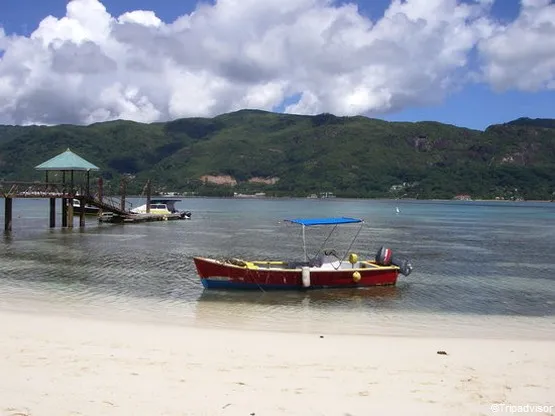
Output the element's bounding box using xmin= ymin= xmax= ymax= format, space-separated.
xmin=352 ymin=271 xmax=361 ymax=282
xmin=349 ymin=253 xmax=358 ymax=264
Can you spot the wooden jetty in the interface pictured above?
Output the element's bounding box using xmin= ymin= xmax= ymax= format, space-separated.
xmin=0 ymin=148 xmax=190 ymax=231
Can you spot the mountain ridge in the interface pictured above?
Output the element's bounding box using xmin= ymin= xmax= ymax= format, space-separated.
xmin=1 ymin=110 xmax=554 ymax=200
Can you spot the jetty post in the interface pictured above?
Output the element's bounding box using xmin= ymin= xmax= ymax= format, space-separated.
xmin=49 ymin=198 xmax=56 ymax=228
xmin=78 ymin=196 xmax=85 ymax=228
xmin=61 ymin=198 xmax=68 ymax=227
xmin=67 ymin=197 xmax=74 ymax=228
xmin=146 ymin=179 xmax=151 ymax=213
xmin=4 ymin=197 xmax=12 ymax=232
xmin=120 ymin=176 xmax=127 ymax=211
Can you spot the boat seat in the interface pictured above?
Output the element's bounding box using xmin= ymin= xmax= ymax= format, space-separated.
xmin=308 ymin=252 xmax=329 ymax=267
xmin=319 ymin=260 xmax=343 ymax=270
xmin=286 ymin=261 xmax=311 ymax=269
xmin=309 ymin=256 xmax=323 ymax=267
xmin=287 ymin=254 xmax=343 ymax=269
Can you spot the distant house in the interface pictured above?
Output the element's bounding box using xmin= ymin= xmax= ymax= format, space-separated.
xmin=453 ymin=194 xmax=472 ymax=201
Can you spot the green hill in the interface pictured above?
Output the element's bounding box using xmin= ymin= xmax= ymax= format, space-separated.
xmin=1 ymin=110 xmax=554 ymax=200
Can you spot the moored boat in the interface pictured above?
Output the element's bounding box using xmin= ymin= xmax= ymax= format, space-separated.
xmin=70 ymin=199 xmax=100 ymax=215
xmin=193 ymin=217 xmax=413 ymax=290
xmin=130 ymin=199 xmax=191 ymax=219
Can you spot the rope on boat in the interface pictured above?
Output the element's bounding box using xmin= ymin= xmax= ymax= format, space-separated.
xmin=221 ymin=257 xmax=266 ymax=293
xmin=250 ymin=273 xmax=266 ymax=293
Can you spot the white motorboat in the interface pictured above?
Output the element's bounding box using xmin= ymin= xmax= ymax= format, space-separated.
xmin=130 ymin=199 xmax=191 ymax=219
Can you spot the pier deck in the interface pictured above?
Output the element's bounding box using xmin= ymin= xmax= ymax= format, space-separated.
xmin=1 ymin=181 xmax=190 ymax=230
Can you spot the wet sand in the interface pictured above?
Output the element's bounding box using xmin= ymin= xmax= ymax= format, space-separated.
xmin=1 ymin=309 xmax=554 ymax=416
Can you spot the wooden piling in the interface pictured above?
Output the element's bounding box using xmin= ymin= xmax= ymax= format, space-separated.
xmin=120 ymin=177 xmax=127 ymax=211
xmin=62 ymin=198 xmax=68 ymax=227
xmin=98 ymin=177 xmax=104 ymax=215
xmin=67 ymin=198 xmax=74 ymax=228
xmin=79 ymin=197 xmax=85 ymax=228
xmin=4 ymin=197 xmax=12 ymax=231
xmin=146 ymin=179 xmax=151 ymax=213
xmin=49 ymin=198 xmax=56 ymax=228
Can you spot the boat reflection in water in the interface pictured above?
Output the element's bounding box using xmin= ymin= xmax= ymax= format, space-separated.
xmin=196 ymin=284 xmax=402 ymax=305
xmin=192 ymin=285 xmax=406 ymax=334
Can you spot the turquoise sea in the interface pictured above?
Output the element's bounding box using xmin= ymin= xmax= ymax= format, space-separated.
xmin=1 ymin=197 xmax=555 ymax=338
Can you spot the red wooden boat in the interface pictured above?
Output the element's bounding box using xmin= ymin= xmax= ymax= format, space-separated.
xmin=194 ymin=217 xmax=413 ymax=290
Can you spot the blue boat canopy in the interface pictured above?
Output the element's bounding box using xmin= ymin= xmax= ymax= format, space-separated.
xmin=285 ymin=217 xmax=363 ymax=226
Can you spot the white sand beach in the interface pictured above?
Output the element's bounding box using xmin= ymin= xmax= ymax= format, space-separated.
xmin=1 ymin=309 xmax=554 ymax=416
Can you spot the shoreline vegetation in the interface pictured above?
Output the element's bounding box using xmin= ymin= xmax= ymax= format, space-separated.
xmin=155 ymin=192 xmax=555 ymax=203
xmin=2 ymin=308 xmax=554 ymax=416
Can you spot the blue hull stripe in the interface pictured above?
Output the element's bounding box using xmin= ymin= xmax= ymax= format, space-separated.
xmin=201 ymin=279 xmax=299 ymax=290
xmin=200 ymin=279 xmax=393 ymax=291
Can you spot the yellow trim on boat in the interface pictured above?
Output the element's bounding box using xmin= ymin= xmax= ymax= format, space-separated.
xmin=218 ymin=257 xmax=399 ymax=272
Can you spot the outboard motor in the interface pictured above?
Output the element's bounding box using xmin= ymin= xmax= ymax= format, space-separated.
xmin=375 ymin=246 xmax=413 ymax=277
xmin=392 ymin=256 xmax=413 ymax=277
xmin=375 ymin=246 xmax=393 ymax=266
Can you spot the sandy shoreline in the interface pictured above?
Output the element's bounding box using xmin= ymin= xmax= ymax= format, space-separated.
xmin=2 ymin=309 xmax=554 ymax=416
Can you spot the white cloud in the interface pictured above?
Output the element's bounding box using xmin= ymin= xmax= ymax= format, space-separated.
xmin=478 ymin=0 xmax=555 ymax=91
xmin=118 ymin=11 xmax=162 ymax=28
xmin=0 ymin=0 xmax=553 ymax=125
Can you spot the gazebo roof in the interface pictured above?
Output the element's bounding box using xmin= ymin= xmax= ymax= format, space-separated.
xmin=35 ymin=148 xmax=99 ymax=171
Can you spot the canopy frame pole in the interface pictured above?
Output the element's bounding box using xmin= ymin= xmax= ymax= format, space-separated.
xmin=302 ymin=225 xmax=307 ymax=262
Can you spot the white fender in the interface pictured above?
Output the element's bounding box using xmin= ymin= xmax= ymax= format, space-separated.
xmin=301 ymin=266 xmax=311 ymax=288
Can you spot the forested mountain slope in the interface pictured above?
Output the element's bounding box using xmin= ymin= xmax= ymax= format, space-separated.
xmin=0 ymin=110 xmax=553 ymax=200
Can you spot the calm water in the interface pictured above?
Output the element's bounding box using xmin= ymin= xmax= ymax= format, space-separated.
xmin=1 ymin=197 xmax=555 ymax=338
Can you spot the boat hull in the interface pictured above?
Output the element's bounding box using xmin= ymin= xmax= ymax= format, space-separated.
xmin=70 ymin=200 xmax=100 ymax=216
xmin=194 ymin=257 xmax=399 ymax=290
xmin=75 ymin=207 xmax=100 ymax=215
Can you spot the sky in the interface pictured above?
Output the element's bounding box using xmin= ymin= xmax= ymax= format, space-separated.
xmin=0 ymin=0 xmax=553 ymax=130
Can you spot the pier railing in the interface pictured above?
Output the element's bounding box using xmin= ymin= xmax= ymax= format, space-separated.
xmin=0 ymin=181 xmax=134 ymax=216
xmin=2 ymin=178 xmax=167 ymax=231
xmin=0 ymin=181 xmax=68 ymax=198
xmin=81 ymin=195 xmax=132 ymax=217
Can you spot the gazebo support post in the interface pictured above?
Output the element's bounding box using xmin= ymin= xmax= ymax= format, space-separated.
xmin=49 ymin=198 xmax=56 ymax=228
